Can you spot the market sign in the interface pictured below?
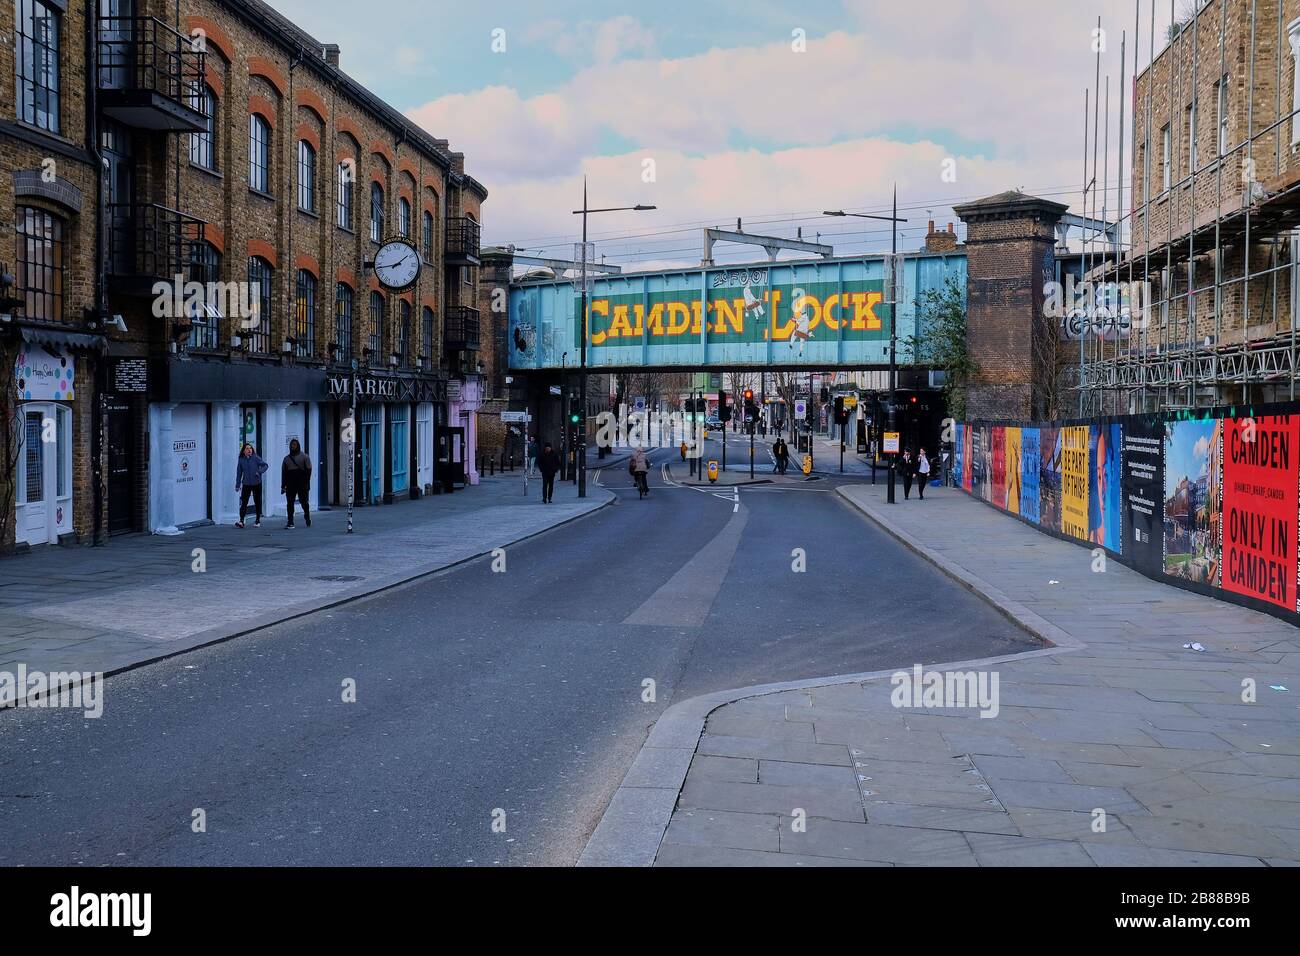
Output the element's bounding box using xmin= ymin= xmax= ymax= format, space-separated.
xmin=14 ymin=346 xmax=75 ymax=401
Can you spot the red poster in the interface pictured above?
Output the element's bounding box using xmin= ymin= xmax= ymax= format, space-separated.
xmin=962 ymin=426 xmax=972 ymax=491
xmin=991 ymin=427 xmax=1006 ymax=509
xmin=1221 ymin=415 xmax=1299 ymax=609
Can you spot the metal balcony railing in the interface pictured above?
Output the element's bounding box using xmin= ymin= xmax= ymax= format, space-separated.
xmin=445 ymin=217 xmax=481 ymax=263
xmin=107 ymin=203 xmax=207 ymax=290
xmin=444 ymin=306 xmax=481 ymax=351
xmin=98 ymin=16 xmax=207 ymax=131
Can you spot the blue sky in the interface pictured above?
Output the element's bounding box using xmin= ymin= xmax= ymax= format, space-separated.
xmin=271 ymin=0 xmax=1177 ymax=270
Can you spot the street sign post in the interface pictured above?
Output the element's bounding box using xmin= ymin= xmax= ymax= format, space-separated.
xmin=883 ymin=431 xmax=900 ymax=454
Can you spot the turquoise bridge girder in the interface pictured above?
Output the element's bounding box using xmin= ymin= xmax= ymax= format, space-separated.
xmin=507 ymin=251 xmax=966 ymax=372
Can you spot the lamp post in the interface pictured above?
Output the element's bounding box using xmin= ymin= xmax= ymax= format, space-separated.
xmin=824 ymin=189 xmax=908 ymax=502
xmin=573 ymin=179 xmax=655 ymax=498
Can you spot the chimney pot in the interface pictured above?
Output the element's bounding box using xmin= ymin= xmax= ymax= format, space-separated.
xmin=927 ymin=219 xmax=935 ymax=234
xmin=947 ymin=222 xmax=954 ymax=233
xmin=324 ymin=44 xmax=341 ymax=68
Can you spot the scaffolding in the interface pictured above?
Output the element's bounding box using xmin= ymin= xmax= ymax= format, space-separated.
xmin=1077 ymin=0 xmax=1300 ymax=415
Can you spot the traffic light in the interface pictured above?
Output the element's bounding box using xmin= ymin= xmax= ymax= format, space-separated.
xmin=820 ymin=386 xmax=831 ymax=404
xmin=570 ymin=410 xmax=580 ymax=424
xmin=718 ymin=390 xmax=730 ymax=422
xmin=834 ymin=396 xmax=847 ymax=425
xmin=743 ymin=388 xmax=754 ymax=403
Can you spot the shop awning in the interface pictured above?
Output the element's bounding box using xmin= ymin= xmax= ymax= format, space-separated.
xmin=19 ymin=324 xmax=105 ymax=352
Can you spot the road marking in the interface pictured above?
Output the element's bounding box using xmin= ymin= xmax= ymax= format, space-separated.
xmin=593 ymin=469 xmax=602 ymax=485
xmin=733 ymin=487 xmax=740 ymax=513
xmin=623 ymin=507 xmax=749 ymax=627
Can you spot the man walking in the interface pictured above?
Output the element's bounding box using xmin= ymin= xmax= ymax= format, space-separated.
xmin=282 ymin=438 xmax=312 ymax=528
xmin=916 ymin=447 xmax=931 ymax=500
xmin=901 ymin=449 xmax=915 ymax=500
xmin=526 ymin=434 xmax=538 ymax=477
xmin=537 ymin=440 xmax=561 ymax=503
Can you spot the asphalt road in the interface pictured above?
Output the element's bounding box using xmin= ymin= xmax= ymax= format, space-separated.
xmin=0 ymin=444 xmax=1034 ymax=866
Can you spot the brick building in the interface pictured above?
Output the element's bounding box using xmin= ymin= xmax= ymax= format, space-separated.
xmin=1 ymin=0 xmax=488 ymax=550
xmin=1094 ymin=0 xmax=1300 ymax=409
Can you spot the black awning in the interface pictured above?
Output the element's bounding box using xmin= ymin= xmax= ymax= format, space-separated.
xmin=19 ymin=324 xmax=105 ymax=352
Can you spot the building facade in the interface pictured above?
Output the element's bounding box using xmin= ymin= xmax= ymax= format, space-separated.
xmin=1 ymin=0 xmax=487 ymax=550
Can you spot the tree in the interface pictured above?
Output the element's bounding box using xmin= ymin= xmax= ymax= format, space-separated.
xmin=902 ymin=276 xmax=976 ymax=420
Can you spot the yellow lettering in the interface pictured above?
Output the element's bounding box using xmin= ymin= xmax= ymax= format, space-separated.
xmin=713 ymin=298 xmax=743 ymax=335
xmin=850 ymin=291 xmax=883 ymax=330
xmin=691 ymin=300 xmax=705 ymax=335
xmin=645 ymin=302 xmax=665 ymax=335
xmin=589 ymin=299 xmax=610 ymax=345
xmin=822 ymin=293 xmax=841 ymax=331
xmin=666 ymin=302 xmax=691 ymax=335
xmin=610 ymin=304 xmax=633 ymax=339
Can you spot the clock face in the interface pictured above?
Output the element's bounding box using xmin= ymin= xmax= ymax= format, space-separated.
xmin=373 ymin=239 xmax=421 ymax=291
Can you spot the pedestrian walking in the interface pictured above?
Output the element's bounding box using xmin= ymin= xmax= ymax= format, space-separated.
xmin=234 ymin=443 xmax=268 ymax=529
xmin=526 ymin=434 xmax=538 ymax=477
xmin=901 ymin=449 xmax=915 ymax=500
xmin=537 ymin=441 xmax=561 ymax=503
xmin=630 ymin=445 xmax=650 ymax=498
xmin=771 ymin=437 xmax=782 ymax=473
xmin=916 ymin=447 xmax=931 ymax=500
xmin=282 ymin=438 xmax=312 ymax=528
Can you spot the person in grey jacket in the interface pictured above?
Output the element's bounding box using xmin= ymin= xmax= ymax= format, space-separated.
xmin=282 ymin=438 xmax=312 ymax=529
xmin=235 ymin=443 xmax=268 ymax=528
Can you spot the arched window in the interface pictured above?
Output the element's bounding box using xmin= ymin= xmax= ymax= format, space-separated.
xmin=369 ymin=182 xmax=384 ymax=242
xmin=187 ymin=241 xmax=221 ymax=349
xmin=246 ymin=256 xmax=274 ymax=354
xmin=336 ymin=160 xmax=354 ymax=229
xmin=15 ymin=0 xmax=61 ymax=132
xmin=297 ymin=140 xmax=317 ymax=213
xmin=397 ymin=197 xmax=411 ymax=238
xmin=421 ymin=306 xmax=434 ymax=369
xmin=249 ymin=113 xmax=270 ymax=193
xmin=15 ymin=205 xmax=64 ymax=321
xmin=398 ymin=299 xmax=412 ymax=366
xmin=335 ymin=283 xmax=354 ymax=362
xmin=188 ymin=84 xmax=218 ymax=170
xmin=294 ymin=269 xmax=316 ymax=358
xmin=368 ymin=291 xmax=385 ymax=361
xmin=422 ymin=210 xmax=434 ymax=261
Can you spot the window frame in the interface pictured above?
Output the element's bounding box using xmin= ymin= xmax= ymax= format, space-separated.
xmin=14 ymin=0 xmax=61 ymax=133
xmin=422 ymin=209 xmax=434 ymax=261
xmin=294 ymin=269 xmax=316 ymax=358
xmin=369 ymin=181 xmax=385 ymax=243
xmin=297 ymin=139 xmax=317 ymax=213
xmin=368 ymin=290 xmax=385 ymax=361
xmin=336 ymin=160 xmax=354 ymax=229
xmin=14 ymin=204 xmax=64 ymax=322
xmin=335 ymin=282 xmax=354 ymax=362
xmin=249 ymin=113 xmax=271 ymax=194
xmin=246 ymin=255 xmax=273 ymax=354
xmin=189 ymin=84 xmax=218 ymax=171
xmin=187 ymin=240 xmax=222 ymax=350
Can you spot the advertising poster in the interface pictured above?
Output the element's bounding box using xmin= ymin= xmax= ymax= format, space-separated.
xmin=1005 ymin=426 xmax=1022 ymax=516
xmin=991 ymin=427 xmax=1007 ymax=509
xmin=954 ymin=423 xmax=964 ymax=489
xmin=1060 ymin=425 xmax=1090 ymax=542
xmin=1089 ymin=422 xmax=1123 ymax=552
xmin=962 ymin=424 xmax=973 ymax=491
xmin=970 ymin=425 xmax=985 ymax=499
xmin=1221 ymin=415 xmax=1299 ymax=610
xmin=1121 ymin=416 xmax=1165 ymax=575
xmin=1039 ymin=426 xmax=1062 ymax=531
xmin=979 ymin=425 xmax=993 ymax=501
xmin=1163 ymin=418 xmax=1221 ymax=585
xmin=1020 ymin=427 xmax=1040 ymax=524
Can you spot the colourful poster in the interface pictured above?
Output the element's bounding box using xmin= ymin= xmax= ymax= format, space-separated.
xmin=962 ymin=423 xmax=972 ymax=491
xmin=1039 ymin=426 xmax=1062 ymax=531
xmin=1163 ymin=418 xmax=1221 ymax=585
xmin=1221 ymin=415 xmax=1298 ymax=609
xmin=970 ymin=426 xmax=985 ymax=499
xmin=1089 ymin=422 xmax=1123 ymax=552
xmin=991 ymin=427 xmax=1006 ymax=509
xmin=1061 ymin=425 xmax=1090 ymax=541
xmin=1121 ymin=416 xmax=1164 ymax=576
xmin=1020 ymin=427 xmax=1040 ymax=524
xmin=954 ymin=423 xmax=964 ymax=489
xmin=1005 ymin=427 xmax=1022 ymax=516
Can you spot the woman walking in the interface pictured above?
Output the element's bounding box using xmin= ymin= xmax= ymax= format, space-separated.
xmin=235 ymin=443 xmax=268 ymax=528
xmin=282 ymin=438 xmax=312 ymax=529
xmin=916 ymin=447 xmax=931 ymax=500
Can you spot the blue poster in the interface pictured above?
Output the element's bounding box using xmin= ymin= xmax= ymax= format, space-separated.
xmin=1020 ymin=426 xmax=1040 ymax=524
xmin=1089 ymin=422 xmax=1123 ymax=552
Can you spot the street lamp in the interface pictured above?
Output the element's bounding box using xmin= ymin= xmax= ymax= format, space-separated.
xmin=825 ymin=190 xmax=908 ymax=503
xmin=572 ymin=178 xmax=656 ymax=498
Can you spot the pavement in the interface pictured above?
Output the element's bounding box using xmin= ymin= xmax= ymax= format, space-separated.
xmin=0 ymin=472 xmax=612 ymax=703
xmin=583 ymin=480 xmax=1300 ymax=867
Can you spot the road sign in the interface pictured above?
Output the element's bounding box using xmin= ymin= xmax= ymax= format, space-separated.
xmin=633 ymin=395 xmax=646 ymax=412
xmin=549 ymin=385 xmax=562 ymax=396
xmin=843 ymin=395 xmax=858 ymax=409
xmin=883 ymin=431 xmax=900 ymax=454
xmin=707 ymin=460 xmax=719 ymax=483
xmin=501 ymin=411 xmax=531 ymax=423
xmin=794 ymin=399 xmax=807 ymax=418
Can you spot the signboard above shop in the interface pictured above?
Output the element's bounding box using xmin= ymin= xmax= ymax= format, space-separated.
xmin=14 ymin=346 xmax=75 ymax=401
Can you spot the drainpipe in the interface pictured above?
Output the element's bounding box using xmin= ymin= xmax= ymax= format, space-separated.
xmin=87 ymin=7 xmax=108 ymax=545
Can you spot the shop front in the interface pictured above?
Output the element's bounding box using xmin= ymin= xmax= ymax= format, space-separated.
xmin=145 ymin=360 xmax=328 ymax=533
xmin=324 ymin=369 xmax=446 ymax=508
xmin=446 ymin=376 xmax=483 ymax=485
xmin=9 ymin=328 xmax=101 ymax=549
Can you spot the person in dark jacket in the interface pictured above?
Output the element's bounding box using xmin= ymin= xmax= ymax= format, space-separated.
xmin=537 ymin=441 xmax=562 ymax=503
xmin=235 ymin=443 xmax=268 ymax=528
xmin=900 ymin=449 xmax=915 ymax=500
xmin=282 ymin=438 xmax=312 ymax=529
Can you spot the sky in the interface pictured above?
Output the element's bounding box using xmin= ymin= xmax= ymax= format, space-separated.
xmin=271 ymin=0 xmax=1180 ymax=271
